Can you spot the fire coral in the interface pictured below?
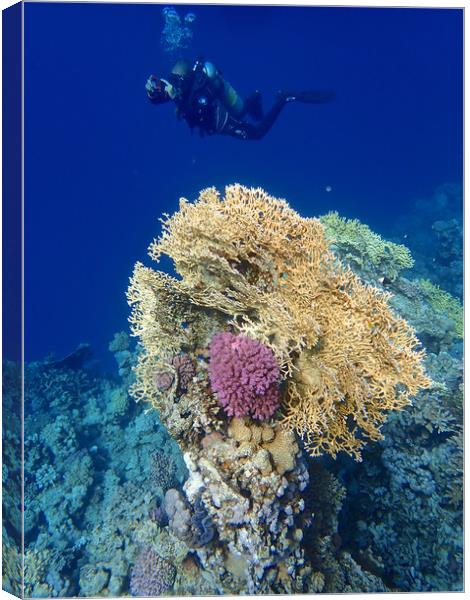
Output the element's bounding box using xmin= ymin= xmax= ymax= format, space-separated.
xmin=128 ymin=184 xmax=431 ymax=460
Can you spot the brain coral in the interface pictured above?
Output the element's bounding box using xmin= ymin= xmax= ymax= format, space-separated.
xmin=128 ymin=184 xmax=431 ymax=460
xmin=209 ymin=331 xmax=280 ymax=420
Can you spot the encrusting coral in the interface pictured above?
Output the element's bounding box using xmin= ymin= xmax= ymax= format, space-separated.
xmin=128 ymin=184 xmax=430 ymax=461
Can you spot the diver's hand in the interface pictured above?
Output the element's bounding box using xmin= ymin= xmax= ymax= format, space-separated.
xmin=145 ymin=75 xmax=158 ymax=98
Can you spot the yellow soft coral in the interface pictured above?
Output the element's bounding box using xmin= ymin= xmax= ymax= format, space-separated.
xmin=129 ymin=184 xmax=430 ymax=460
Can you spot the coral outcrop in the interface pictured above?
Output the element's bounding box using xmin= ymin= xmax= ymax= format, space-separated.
xmin=182 ymin=420 xmax=310 ymax=593
xmin=14 ymin=183 xmax=460 ymax=596
xmin=128 ymin=184 xmax=430 ymax=460
xmin=126 ymin=184 xmax=432 ymax=593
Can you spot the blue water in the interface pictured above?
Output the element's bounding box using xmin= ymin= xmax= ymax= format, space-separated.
xmin=24 ymin=4 xmax=462 ymax=367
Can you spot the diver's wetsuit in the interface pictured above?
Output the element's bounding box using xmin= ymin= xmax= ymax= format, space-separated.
xmin=149 ymin=59 xmax=291 ymax=140
xmin=147 ymin=58 xmax=334 ymax=140
xmin=210 ymin=96 xmax=288 ymax=140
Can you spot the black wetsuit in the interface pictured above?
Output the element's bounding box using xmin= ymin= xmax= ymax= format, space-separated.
xmin=209 ymin=98 xmax=288 ymax=140
xmin=167 ymin=61 xmax=289 ymax=140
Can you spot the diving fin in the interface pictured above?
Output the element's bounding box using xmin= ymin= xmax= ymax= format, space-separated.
xmin=281 ymin=89 xmax=336 ymax=104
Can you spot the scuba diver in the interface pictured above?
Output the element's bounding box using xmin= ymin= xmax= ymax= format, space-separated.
xmin=145 ymin=58 xmax=335 ymax=140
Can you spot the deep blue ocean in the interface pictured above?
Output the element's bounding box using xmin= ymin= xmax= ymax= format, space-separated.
xmin=23 ymin=2 xmax=462 ymax=370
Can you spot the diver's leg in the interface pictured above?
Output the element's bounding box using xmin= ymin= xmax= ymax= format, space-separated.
xmin=222 ymin=121 xmax=256 ymax=140
xmin=241 ymin=90 xmax=264 ymax=121
xmin=220 ymin=96 xmax=289 ymax=140
xmin=247 ymin=95 xmax=289 ymax=139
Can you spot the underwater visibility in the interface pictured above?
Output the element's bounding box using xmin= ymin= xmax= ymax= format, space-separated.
xmin=2 ymin=2 xmax=463 ymax=598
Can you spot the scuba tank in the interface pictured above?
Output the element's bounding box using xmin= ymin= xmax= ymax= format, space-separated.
xmin=173 ymin=57 xmax=244 ymax=133
xmin=192 ymin=59 xmax=244 ymax=117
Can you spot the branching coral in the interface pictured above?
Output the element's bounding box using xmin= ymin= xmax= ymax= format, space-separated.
xmin=320 ymin=210 xmax=414 ymax=281
xmin=209 ymin=332 xmax=280 ymax=420
xmin=130 ymin=545 xmax=176 ymax=596
xmin=128 ymin=184 xmax=430 ymax=460
xmin=127 ymin=267 xmax=223 ymax=447
xmin=151 ymin=450 xmax=177 ymax=492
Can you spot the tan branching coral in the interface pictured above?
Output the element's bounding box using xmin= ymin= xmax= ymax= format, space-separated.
xmin=127 ymin=266 xmax=223 ymax=446
xmin=128 ymin=184 xmax=430 ymax=461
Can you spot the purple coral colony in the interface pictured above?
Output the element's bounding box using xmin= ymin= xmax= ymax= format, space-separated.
xmin=208 ymin=331 xmax=280 ymax=420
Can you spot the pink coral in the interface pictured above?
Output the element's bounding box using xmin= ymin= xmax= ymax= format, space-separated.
xmin=209 ymin=332 xmax=280 ymax=420
xmin=153 ymin=353 xmax=196 ymax=393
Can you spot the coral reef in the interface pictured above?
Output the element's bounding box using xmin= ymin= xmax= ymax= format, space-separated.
xmin=387 ymin=278 xmax=460 ymax=354
xmin=209 ymin=331 xmax=280 ymax=420
xmin=11 ymin=183 xmax=461 ymax=596
xmin=18 ymin=350 xmax=186 ymax=597
xmin=124 ymin=184 xmax=435 ymax=594
xmin=391 ymin=183 xmax=463 ymax=297
xmin=128 ymin=184 xmax=430 ymax=461
xmin=324 ymin=213 xmax=464 ymax=593
xmin=2 ymin=361 xmax=22 ymax=598
xmin=418 ymin=279 xmax=463 ymax=338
